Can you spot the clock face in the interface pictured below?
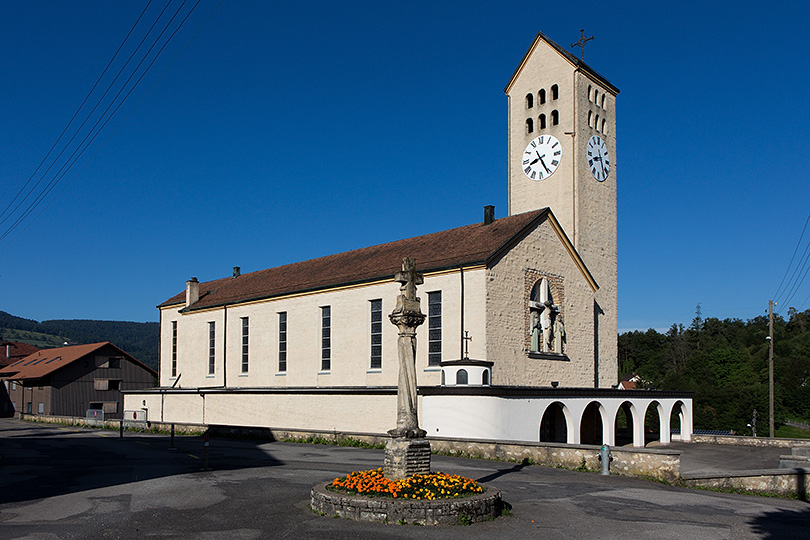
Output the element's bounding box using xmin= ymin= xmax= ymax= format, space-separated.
xmin=586 ymin=135 xmax=610 ymax=181
xmin=522 ymin=135 xmax=561 ymax=181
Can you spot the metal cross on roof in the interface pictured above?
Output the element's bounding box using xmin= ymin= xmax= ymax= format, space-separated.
xmin=463 ymin=330 xmax=472 ymax=360
xmin=571 ymin=29 xmax=594 ymax=60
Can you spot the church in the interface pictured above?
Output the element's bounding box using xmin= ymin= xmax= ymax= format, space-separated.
xmin=124 ymin=32 xmax=692 ymax=447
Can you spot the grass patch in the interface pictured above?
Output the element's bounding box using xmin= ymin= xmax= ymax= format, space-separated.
xmin=775 ymin=425 xmax=810 ymax=439
xmin=282 ymin=434 xmax=384 ymax=450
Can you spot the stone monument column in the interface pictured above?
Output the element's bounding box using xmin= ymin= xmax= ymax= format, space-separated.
xmin=384 ymin=257 xmax=430 ymax=480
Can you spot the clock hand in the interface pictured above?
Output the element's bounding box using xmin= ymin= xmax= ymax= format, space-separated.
xmin=538 ymin=154 xmax=551 ymax=174
xmin=529 ymin=158 xmax=539 ymax=165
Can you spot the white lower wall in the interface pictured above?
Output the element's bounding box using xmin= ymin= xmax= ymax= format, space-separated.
xmin=126 ymin=389 xmax=692 ymax=448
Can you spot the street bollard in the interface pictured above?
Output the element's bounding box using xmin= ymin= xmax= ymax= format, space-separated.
xmin=203 ymin=433 xmax=210 ymax=471
xmin=598 ymin=444 xmax=613 ymax=476
xmin=119 ymin=419 xmax=124 ymax=439
xmin=168 ymin=423 xmax=177 ymax=451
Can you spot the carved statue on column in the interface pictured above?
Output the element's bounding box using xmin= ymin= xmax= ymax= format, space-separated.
xmin=387 ymin=257 xmax=427 ymax=439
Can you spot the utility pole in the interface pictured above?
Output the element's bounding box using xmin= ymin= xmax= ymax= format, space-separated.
xmin=768 ymin=300 xmax=775 ymax=438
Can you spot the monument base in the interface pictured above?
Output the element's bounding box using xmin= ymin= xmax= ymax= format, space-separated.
xmin=384 ymin=437 xmax=431 ymax=480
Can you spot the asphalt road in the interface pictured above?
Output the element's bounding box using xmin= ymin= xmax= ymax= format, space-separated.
xmin=0 ymin=418 xmax=808 ymax=539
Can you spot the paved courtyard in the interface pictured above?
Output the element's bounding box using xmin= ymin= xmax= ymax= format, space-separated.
xmin=0 ymin=418 xmax=807 ymax=539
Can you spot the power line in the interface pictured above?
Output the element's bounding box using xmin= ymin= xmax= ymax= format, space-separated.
xmin=0 ymin=1 xmax=206 ymax=245
xmin=773 ymin=212 xmax=810 ymax=303
xmin=0 ymin=0 xmax=156 ymax=227
xmin=3 ymin=0 xmax=224 ymax=247
xmin=774 ymin=212 xmax=810 ymax=314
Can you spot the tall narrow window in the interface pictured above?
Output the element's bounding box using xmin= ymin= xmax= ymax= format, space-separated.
xmin=595 ymin=114 xmax=600 ymax=132
xmin=526 ymin=118 xmax=533 ymax=134
xmin=171 ymin=321 xmax=177 ymax=377
xmin=551 ymin=110 xmax=559 ymax=126
xmin=278 ymin=312 xmax=287 ymax=372
xmin=241 ymin=317 xmax=249 ymax=373
xmin=551 ymin=84 xmax=559 ymax=100
xmin=370 ymin=299 xmax=382 ymax=369
xmin=428 ymin=291 xmax=442 ymax=366
xmin=525 ymin=93 xmax=533 ymax=108
xmin=539 ymin=114 xmax=546 ymax=129
xmin=539 ymin=88 xmax=546 ymax=104
xmin=321 ymin=306 xmax=331 ymax=371
xmin=593 ymin=89 xmax=599 ymax=105
xmin=208 ymin=322 xmax=215 ymax=375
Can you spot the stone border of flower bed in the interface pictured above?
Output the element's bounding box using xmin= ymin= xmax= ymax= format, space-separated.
xmin=310 ymin=482 xmax=502 ymax=525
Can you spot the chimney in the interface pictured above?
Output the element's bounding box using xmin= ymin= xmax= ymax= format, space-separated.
xmin=233 ymin=266 xmax=241 ymax=278
xmin=185 ymin=277 xmax=199 ymax=307
xmin=484 ymin=205 xmax=495 ymax=225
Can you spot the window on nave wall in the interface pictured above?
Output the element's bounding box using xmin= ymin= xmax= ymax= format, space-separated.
xmin=428 ymin=291 xmax=442 ymax=366
xmin=321 ymin=306 xmax=331 ymax=371
xmin=240 ymin=317 xmax=249 ymax=373
xmin=171 ymin=321 xmax=177 ymax=377
xmin=370 ymin=299 xmax=382 ymax=369
xmin=208 ymin=321 xmax=215 ymax=375
xmin=278 ymin=312 xmax=287 ymax=373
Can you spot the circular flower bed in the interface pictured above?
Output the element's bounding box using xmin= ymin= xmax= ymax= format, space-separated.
xmin=329 ymin=467 xmax=485 ymax=500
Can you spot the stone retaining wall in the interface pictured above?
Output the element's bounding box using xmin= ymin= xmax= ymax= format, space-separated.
xmin=682 ymin=469 xmax=809 ymax=499
xmin=310 ymin=482 xmax=501 ymax=525
xmin=692 ymin=434 xmax=807 ymax=448
xmin=428 ymin=437 xmax=681 ymax=482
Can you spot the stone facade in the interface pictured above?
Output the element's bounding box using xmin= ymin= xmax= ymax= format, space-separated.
xmin=384 ymin=438 xmax=431 ymax=480
xmin=486 ymin=218 xmax=610 ymax=387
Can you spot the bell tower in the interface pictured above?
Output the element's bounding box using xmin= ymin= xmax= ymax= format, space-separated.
xmin=505 ymin=32 xmax=619 ymax=387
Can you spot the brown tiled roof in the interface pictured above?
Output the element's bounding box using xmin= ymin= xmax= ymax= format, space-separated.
xmin=0 ymin=341 xmax=40 ymax=368
xmin=0 ymin=342 xmax=156 ymax=380
xmin=160 ymin=209 xmax=550 ymax=312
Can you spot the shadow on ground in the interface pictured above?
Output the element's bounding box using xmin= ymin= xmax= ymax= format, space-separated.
xmin=0 ymin=418 xmax=283 ymax=505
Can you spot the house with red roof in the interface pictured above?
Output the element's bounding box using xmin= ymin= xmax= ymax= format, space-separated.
xmin=1 ymin=341 xmax=41 ymax=368
xmin=0 ymin=342 xmax=156 ymax=419
xmin=1 ymin=341 xmax=41 ymax=416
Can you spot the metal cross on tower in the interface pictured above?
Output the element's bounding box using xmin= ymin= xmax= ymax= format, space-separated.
xmin=462 ymin=331 xmax=472 ymax=360
xmin=571 ymin=29 xmax=594 ymax=60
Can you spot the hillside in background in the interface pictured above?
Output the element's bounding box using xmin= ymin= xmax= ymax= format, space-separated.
xmin=620 ymin=306 xmax=810 ymax=435
xmin=0 ymin=311 xmax=158 ymax=370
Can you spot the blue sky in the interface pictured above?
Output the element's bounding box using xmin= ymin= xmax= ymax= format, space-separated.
xmin=1 ymin=0 xmax=809 ymax=332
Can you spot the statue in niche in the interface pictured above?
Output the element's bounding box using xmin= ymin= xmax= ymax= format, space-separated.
xmin=530 ymin=310 xmax=541 ymax=352
xmin=540 ymin=300 xmax=553 ymax=352
xmin=529 ymin=277 xmax=564 ymax=354
xmin=552 ymin=306 xmax=565 ymax=353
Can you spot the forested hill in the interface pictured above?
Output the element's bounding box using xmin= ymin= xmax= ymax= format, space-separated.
xmin=0 ymin=311 xmax=158 ymax=370
xmin=619 ymin=307 xmax=810 ymax=434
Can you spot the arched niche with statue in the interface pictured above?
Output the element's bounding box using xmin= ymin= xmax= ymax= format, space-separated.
xmin=529 ymin=277 xmax=566 ymax=357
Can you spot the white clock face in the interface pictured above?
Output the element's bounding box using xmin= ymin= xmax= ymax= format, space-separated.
xmin=522 ymin=135 xmax=561 ymax=181
xmin=587 ymin=135 xmax=610 ymax=181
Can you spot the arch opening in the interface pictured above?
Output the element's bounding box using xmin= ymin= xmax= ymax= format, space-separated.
xmin=613 ymin=401 xmax=634 ymax=446
xmin=539 ymin=402 xmax=568 ymax=443
xmin=669 ymin=400 xmax=685 ymax=441
xmin=644 ymin=401 xmax=663 ymax=446
xmin=580 ymin=402 xmax=604 ymax=445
